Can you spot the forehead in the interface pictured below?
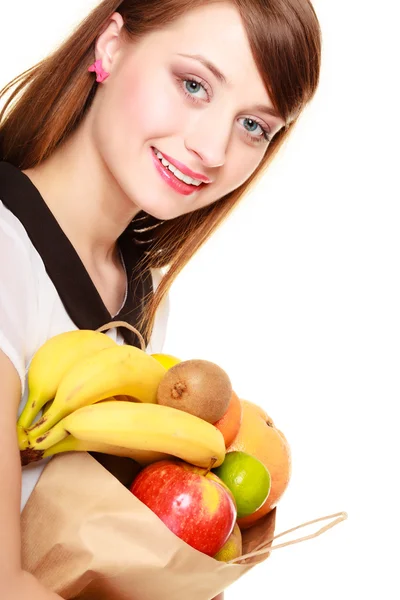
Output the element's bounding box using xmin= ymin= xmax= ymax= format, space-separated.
xmin=164 ymin=2 xmax=249 ymax=57
xmin=129 ymin=2 xmax=269 ymax=101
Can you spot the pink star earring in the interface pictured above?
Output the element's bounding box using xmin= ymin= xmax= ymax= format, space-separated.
xmin=88 ymin=58 xmax=110 ymax=83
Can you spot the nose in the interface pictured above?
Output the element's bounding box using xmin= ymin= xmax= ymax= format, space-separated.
xmin=184 ymin=111 xmax=231 ymax=169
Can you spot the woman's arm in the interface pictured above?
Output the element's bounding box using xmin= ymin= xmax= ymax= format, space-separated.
xmin=0 ymin=350 xmax=63 ymax=599
xmin=212 ymin=594 xmax=224 ymax=600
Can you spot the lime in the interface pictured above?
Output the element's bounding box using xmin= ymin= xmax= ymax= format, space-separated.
xmin=151 ymin=353 xmax=181 ymax=370
xmin=213 ymin=451 xmax=271 ymax=519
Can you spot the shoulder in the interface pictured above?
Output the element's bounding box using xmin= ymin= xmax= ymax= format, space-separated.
xmin=0 ymin=199 xmax=49 ymax=288
xmin=0 ymin=199 xmax=33 ymax=260
xmin=0 ymin=201 xmax=38 ymax=296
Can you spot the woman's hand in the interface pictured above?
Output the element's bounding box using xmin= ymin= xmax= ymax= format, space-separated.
xmin=3 ymin=570 xmax=64 ymax=600
xmin=0 ymin=351 xmax=63 ymax=600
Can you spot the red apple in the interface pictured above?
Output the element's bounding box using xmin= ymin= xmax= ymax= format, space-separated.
xmin=130 ymin=459 xmax=237 ymax=556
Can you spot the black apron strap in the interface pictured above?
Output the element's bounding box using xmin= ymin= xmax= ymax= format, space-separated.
xmin=0 ymin=161 xmax=153 ymax=347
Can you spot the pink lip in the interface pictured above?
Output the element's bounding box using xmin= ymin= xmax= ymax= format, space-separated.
xmin=153 ymin=148 xmax=211 ymax=183
xmin=151 ymin=149 xmax=204 ymax=196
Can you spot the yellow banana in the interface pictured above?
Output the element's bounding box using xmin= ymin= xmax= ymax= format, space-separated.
xmin=42 ymin=434 xmax=170 ymax=466
xmin=151 ymin=353 xmax=181 ymax=370
xmin=25 ymin=401 xmax=226 ymax=468
xmin=17 ymin=329 xmax=117 ymax=431
xmin=26 ymin=345 xmax=167 ymax=442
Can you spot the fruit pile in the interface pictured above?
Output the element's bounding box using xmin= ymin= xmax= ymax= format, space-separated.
xmin=18 ymin=327 xmax=291 ymax=562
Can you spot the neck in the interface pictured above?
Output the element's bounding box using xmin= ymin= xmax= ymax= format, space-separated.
xmin=22 ymin=119 xmax=140 ymax=267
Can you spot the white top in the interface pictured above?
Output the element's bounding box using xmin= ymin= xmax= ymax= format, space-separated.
xmin=0 ymin=200 xmax=169 ymax=511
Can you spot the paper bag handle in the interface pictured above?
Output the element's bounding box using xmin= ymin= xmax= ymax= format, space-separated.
xmin=96 ymin=321 xmax=146 ymax=351
xmin=227 ymin=511 xmax=348 ymax=564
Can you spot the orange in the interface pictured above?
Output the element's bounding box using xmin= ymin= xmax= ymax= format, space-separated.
xmin=213 ymin=391 xmax=242 ymax=447
xmin=227 ymin=400 xmax=291 ymax=529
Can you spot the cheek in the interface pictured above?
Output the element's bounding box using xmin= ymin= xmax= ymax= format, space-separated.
xmin=92 ymin=69 xmax=185 ymax=178
xmin=115 ymin=71 xmax=183 ymax=140
xmin=224 ymin=147 xmax=265 ymax=191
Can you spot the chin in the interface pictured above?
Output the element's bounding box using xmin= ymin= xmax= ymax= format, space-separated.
xmin=134 ymin=197 xmax=195 ymax=222
xmin=137 ymin=206 xmax=178 ymax=221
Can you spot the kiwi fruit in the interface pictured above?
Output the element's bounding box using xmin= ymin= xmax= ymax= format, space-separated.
xmin=156 ymin=359 xmax=232 ymax=423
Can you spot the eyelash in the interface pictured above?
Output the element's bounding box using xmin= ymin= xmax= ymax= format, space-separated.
xmin=177 ymin=76 xmax=271 ymax=144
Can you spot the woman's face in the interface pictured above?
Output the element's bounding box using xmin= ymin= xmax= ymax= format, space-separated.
xmin=92 ymin=2 xmax=285 ymax=220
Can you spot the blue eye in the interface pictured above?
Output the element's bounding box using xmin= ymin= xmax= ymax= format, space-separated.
xmin=185 ymin=80 xmax=202 ymax=94
xmin=243 ymin=118 xmax=259 ymax=132
xmin=176 ymin=75 xmax=212 ymax=103
xmin=181 ymin=78 xmax=209 ymax=102
xmin=239 ymin=117 xmax=271 ymax=143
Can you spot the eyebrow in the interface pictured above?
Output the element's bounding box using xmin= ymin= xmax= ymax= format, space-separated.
xmin=251 ymin=104 xmax=282 ymax=120
xmin=176 ymin=53 xmax=282 ymax=120
xmin=176 ymin=52 xmax=228 ymax=84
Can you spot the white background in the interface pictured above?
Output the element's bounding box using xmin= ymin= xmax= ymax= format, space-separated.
xmin=1 ymin=1 xmax=399 ymax=598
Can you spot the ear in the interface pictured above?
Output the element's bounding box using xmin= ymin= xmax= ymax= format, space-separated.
xmin=94 ymin=12 xmax=125 ymax=74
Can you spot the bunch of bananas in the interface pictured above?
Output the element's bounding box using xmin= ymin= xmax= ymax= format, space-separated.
xmin=18 ymin=326 xmax=226 ymax=469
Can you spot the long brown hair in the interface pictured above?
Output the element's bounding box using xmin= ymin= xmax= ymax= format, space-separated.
xmin=0 ymin=0 xmax=322 ymax=342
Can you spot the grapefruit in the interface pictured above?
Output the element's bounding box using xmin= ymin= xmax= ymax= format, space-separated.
xmin=227 ymin=400 xmax=291 ymax=529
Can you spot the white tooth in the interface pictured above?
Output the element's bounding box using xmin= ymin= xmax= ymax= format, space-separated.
xmin=173 ymin=168 xmax=188 ymax=183
xmin=171 ymin=167 xmax=183 ymax=181
xmin=156 ymin=149 xmax=203 ymax=186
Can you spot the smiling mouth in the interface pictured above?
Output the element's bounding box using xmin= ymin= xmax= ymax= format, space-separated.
xmin=151 ymin=147 xmax=208 ymax=187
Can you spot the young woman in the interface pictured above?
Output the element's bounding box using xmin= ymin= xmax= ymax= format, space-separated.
xmin=0 ymin=0 xmax=321 ymax=598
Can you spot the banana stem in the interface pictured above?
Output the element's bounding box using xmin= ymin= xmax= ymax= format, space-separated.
xmin=29 ymin=419 xmax=69 ymax=451
xmin=17 ymin=394 xmax=46 ymax=430
xmin=26 ymin=408 xmax=59 ymax=441
xmin=42 ymin=435 xmax=80 ymax=458
xmin=17 ymin=426 xmax=29 ymax=451
xmin=24 ymin=435 xmax=83 ymax=464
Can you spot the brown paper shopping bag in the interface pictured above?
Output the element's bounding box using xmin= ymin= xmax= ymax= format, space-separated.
xmin=21 ymin=452 xmax=346 ymax=600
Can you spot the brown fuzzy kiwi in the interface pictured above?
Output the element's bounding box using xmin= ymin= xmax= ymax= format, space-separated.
xmin=156 ymin=359 xmax=232 ymax=423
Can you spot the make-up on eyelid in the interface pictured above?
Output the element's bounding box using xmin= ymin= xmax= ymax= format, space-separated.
xmin=176 ymin=75 xmax=211 ymax=103
xmin=238 ymin=117 xmax=271 ymax=144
